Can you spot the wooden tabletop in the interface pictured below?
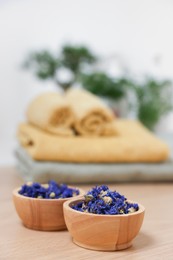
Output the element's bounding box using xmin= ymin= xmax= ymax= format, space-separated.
xmin=1 ymin=167 xmax=173 ymax=259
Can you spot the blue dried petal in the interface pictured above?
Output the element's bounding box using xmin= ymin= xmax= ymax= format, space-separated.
xmin=60 ymin=184 xmax=68 ymax=192
xmin=32 ymin=183 xmax=41 ymax=189
xmin=73 ymin=189 xmax=80 ymax=196
xmin=72 ymin=185 xmax=139 ymax=215
xmin=100 ymin=185 xmax=109 ymax=191
xmin=18 ymin=181 xmax=80 ymax=199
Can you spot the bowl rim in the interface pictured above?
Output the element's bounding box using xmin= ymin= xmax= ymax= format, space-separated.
xmin=63 ymin=197 xmax=145 ymax=217
xmin=13 ymin=186 xmax=85 ymax=202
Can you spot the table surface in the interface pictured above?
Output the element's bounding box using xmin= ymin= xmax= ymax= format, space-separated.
xmin=1 ymin=167 xmax=173 ymax=260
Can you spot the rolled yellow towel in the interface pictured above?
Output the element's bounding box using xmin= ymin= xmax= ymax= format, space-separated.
xmin=26 ymin=92 xmax=74 ymax=136
xmin=17 ymin=120 xmax=169 ymax=163
xmin=65 ymin=88 xmax=116 ymax=136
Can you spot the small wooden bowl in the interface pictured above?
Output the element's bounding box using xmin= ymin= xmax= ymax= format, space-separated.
xmin=13 ymin=187 xmax=85 ymax=231
xmin=63 ymin=197 xmax=145 ymax=251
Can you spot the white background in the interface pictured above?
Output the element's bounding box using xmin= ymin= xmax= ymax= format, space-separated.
xmin=0 ymin=0 xmax=173 ymax=165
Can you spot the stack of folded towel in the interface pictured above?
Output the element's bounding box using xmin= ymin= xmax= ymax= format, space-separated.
xmin=16 ymin=88 xmax=170 ymax=183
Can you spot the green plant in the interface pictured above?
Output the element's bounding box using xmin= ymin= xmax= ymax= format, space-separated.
xmin=80 ymin=72 xmax=126 ymax=100
xmin=132 ymin=79 xmax=173 ymax=129
xmin=23 ymin=44 xmax=96 ymax=90
xmin=23 ymin=50 xmax=59 ymax=81
xmin=61 ymin=45 xmax=96 ymax=75
xmin=23 ymin=44 xmax=173 ymax=130
xmin=23 ymin=44 xmax=126 ymax=100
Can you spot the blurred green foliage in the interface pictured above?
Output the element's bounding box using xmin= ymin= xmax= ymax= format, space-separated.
xmin=81 ymin=72 xmax=126 ymax=100
xmin=132 ymin=79 xmax=173 ymax=129
xmin=23 ymin=44 xmax=96 ymax=86
xmin=23 ymin=44 xmax=173 ymax=130
xmin=61 ymin=45 xmax=96 ymax=74
xmin=24 ymin=50 xmax=59 ymax=80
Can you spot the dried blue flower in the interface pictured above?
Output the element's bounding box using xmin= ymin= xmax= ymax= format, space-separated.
xmin=18 ymin=181 xmax=79 ymax=199
xmin=72 ymin=185 xmax=139 ymax=215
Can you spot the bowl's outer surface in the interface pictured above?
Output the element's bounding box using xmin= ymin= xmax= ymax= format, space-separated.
xmin=63 ymin=198 xmax=145 ymax=251
xmin=13 ymin=187 xmax=85 ymax=231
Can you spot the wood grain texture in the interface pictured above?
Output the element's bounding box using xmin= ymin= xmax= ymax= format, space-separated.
xmin=0 ymin=167 xmax=173 ymax=259
xmin=64 ymin=198 xmax=145 ymax=251
xmin=13 ymin=188 xmax=85 ymax=231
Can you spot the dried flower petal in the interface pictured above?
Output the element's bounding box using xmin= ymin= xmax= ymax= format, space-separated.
xmin=18 ymin=181 xmax=79 ymax=199
xmin=72 ymin=185 xmax=139 ymax=215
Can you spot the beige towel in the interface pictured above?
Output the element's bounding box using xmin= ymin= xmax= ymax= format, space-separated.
xmin=26 ymin=92 xmax=74 ymax=136
xmin=65 ymin=88 xmax=116 ymax=136
xmin=17 ymin=120 xmax=169 ymax=163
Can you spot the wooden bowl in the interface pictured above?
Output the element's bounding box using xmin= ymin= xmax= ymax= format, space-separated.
xmin=13 ymin=187 xmax=85 ymax=231
xmin=63 ymin=197 xmax=145 ymax=251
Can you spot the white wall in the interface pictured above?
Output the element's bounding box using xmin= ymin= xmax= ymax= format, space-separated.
xmin=0 ymin=0 xmax=173 ymax=165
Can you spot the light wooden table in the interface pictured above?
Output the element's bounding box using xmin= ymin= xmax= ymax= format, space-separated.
xmin=1 ymin=167 xmax=173 ymax=260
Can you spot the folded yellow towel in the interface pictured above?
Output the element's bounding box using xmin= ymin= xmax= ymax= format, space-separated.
xmin=17 ymin=120 xmax=169 ymax=163
xmin=26 ymin=92 xmax=74 ymax=136
xmin=65 ymin=88 xmax=116 ymax=136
